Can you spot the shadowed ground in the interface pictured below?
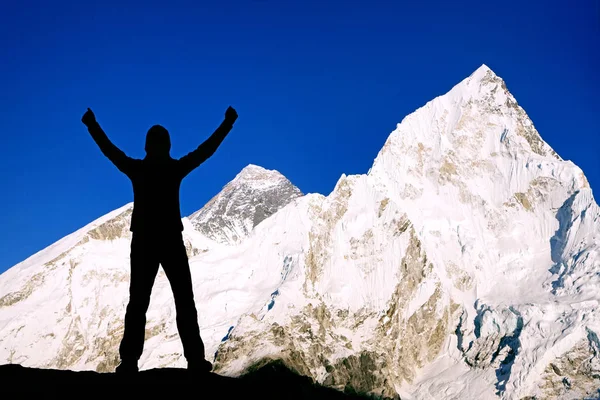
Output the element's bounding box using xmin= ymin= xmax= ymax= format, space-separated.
xmin=0 ymin=360 xmax=379 ymax=399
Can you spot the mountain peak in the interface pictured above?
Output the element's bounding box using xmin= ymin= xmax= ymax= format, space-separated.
xmin=473 ymin=63 xmax=492 ymax=75
xmin=188 ymin=164 xmax=303 ymax=245
xmin=240 ymin=164 xmax=269 ymax=173
xmin=376 ymin=62 xmax=561 ymax=165
xmin=466 ymin=63 xmax=498 ymax=82
xmin=462 ymin=63 xmax=506 ymax=95
xmin=231 ymin=164 xmax=287 ymax=186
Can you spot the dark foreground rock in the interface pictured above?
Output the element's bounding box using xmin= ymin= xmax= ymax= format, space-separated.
xmin=0 ymin=360 xmax=379 ymax=400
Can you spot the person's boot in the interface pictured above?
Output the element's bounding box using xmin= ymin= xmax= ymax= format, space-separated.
xmin=115 ymin=359 xmax=139 ymax=374
xmin=187 ymin=358 xmax=213 ymax=374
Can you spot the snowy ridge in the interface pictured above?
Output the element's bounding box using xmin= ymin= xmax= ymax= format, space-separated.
xmin=1 ymin=65 xmax=599 ymax=400
xmin=0 ymin=202 xmax=133 ymax=296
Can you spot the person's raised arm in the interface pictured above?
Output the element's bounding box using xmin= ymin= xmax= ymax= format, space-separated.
xmin=178 ymin=106 xmax=238 ymax=178
xmin=82 ymin=108 xmax=135 ymax=176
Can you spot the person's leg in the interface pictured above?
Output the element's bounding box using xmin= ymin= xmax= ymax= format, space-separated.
xmin=160 ymin=232 xmax=210 ymax=371
xmin=117 ymin=233 xmax=160 ymax=372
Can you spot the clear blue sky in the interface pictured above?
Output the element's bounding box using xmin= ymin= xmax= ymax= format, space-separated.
xmin=1 ymin=0 xmax=598 ymax=273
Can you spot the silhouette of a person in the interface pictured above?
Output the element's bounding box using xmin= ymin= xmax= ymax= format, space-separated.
xmin=81 ymin=106 xmax=238 ymax=374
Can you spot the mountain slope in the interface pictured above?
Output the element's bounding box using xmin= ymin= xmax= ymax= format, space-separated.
xmin=1 ymin=65 xmax=598 ymax=400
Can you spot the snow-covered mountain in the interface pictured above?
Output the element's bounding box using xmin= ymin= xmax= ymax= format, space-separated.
xmin=189 ymin=164 xmax=303 ymax=245
xmin=1 ymin=65 xmax=599 ymax=400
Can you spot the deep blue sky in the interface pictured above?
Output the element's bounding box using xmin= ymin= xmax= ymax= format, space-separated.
xmin=1 ymin=0 xmax=598 ymax=273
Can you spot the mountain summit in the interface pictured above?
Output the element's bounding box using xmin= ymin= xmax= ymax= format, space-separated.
xmin=188 ymin=164 xmax=303 ymax=245
xmin=1 ymin=66 xmax=598 ymax=400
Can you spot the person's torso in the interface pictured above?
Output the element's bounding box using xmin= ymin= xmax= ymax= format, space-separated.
xmin=129 ymin=157 xmax=184 ymax=233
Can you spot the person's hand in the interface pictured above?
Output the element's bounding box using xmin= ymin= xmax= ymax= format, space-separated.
xmin=82 ymin=108 xmax=96 ymax=126
xmin=225 ymin=106 xmax=238 ymax=123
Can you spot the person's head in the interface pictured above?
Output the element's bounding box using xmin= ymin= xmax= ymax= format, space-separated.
xmin=145 ymin=125 xmax=171 ymax=157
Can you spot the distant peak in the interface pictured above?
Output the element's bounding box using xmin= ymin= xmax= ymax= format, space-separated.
xmin=233 ymin=164 xmax=286 ymax=182
xmin=240 ymin=164 xmax=270 ymax=174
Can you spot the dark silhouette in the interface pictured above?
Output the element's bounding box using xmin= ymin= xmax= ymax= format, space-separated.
xmin=0 ymin=361 xmax=377 ymax=400
xmin=82 ymin=106 xmax=238 ymax=374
